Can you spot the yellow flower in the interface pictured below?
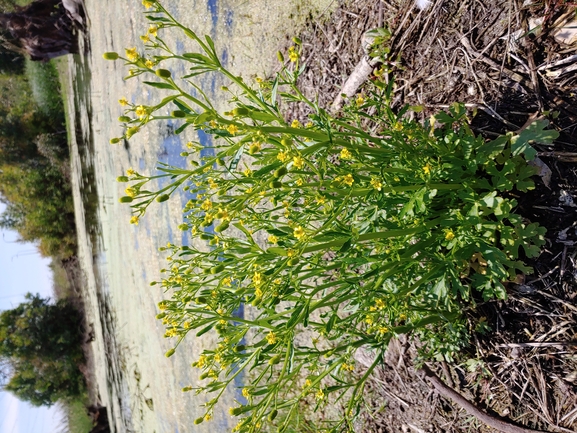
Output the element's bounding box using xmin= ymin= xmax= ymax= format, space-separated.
xmin=444 ymin=229 xmax=455 ymax=241
xmin=266 ymin=331 xmax=278 ymax=345
xmin=375 ymin=299 xmax=385 ymax=310
xmin=242 ymin=388 xmax=250 ymax=398
xmin=304 ymin=379 xmax=312 ymax=388
xmin=255 ymin=287 xmax=263 ymax=298
xmin=295 ymin=178 xmax=303 ymax=186
xmin=315 ymin=389 xmax=325 ymax=400
xmin=125 ymin=47 xmax=138 ymax=61
xmin=423 ymin=164 xmax=431 ymax=175
xmin=293 ymin=226 xmax=305 ymax=240
xmin=365 ymin=315 xmax=374 ymax=325
xmin=293 ymin=155 xmax=304 ymax=169
xmin=119 ymin=97 xmax=129 ymax=106
xmin=142 ymin=0 xmax=154 ymax=8
xmin=126 ymin=167 xmax=135 ymax=176
xmin=291 ymin=119 xmax=301 ymax=128
xmin=135 ymin=105 xmax=147 ymax=119
xmin=356 ymin=94 xmax=365 ymax=107
xmin=287 ymin=248 xmax=296 ymax=258
xmin=145 ymin=59 xmax=154 ymax=68
xmin=140 ymin=34 xmax=150 ymax=43
xmin=370 ymin=177 xmax=383 ymax=191
xmin=277 ymin=151 xmax=289 ymax=162
xmin=227 ymin=124 xmax=239 ymax=135
xmin=252 ymin=271 xmax=263 ymax=287
xmin=288 ymin=48 xmax=299 ymax=63
xmin=243 ymin=168 xmax=252 ymax=177
xmin=208 ymin=178 xmax=218 ymax=189
xmin=125 ymin=187 xmax=137 ymax=197
xmin=201 ymin=199 xmax=212 ymax=211
xmin=130 ymin=215 xmax=139 ymax=225
xmin=342 ymin=174 xmax=354 ymax=186
xmin=204 ymin=413 xmax=212 ymax=422
xmin=222 ymin=277 xmax=232 ymax=287
xmin=340 ymin=148 xmax=352 ymax=159
xmin=268 ymin=234 xmax=278 ymax=244
xmin=148 ymin=25 xmax=158 ymax=37
xmin=378 ymin=326 xmax=389 ymax=335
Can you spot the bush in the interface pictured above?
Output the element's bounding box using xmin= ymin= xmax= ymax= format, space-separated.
xmin=109 ymin=2 xmax=555 ymax=431
xmin=24 ymin=58 xmax=64 ymax=125
xmin=0 ymin=294 xmax=85 ymax=406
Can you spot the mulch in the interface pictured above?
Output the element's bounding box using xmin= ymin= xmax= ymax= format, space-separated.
xmin=284 ymin=0 xmax=577 ymax=431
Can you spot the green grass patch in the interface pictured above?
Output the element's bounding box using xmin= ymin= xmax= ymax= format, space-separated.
xmin=59 ymin=399 xmax=94 ymax=433
xmin=24 ymin=58 xmax=64 ymax=123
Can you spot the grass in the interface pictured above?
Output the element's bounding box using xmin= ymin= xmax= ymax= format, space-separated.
xmin=57 ymin=399 xmax=94 ymax=433
xmin=24 ymin=58 xmax=65 ymax=121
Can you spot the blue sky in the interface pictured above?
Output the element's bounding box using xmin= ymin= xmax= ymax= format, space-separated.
xmin=0 ymin=203 xmax=62 ymax=433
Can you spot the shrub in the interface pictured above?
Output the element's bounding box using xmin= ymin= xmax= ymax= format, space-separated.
xmin=108 ymin=2 xmax=555 ymax=431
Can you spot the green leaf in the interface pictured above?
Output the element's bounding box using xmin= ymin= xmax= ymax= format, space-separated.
xmin=143 ymin=81 xmax=175 ymax=90
xmin=511 ymin=120 xmax=559 ymax=160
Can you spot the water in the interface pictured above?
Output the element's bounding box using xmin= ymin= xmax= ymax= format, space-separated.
xmin=62 ymin=0 xmax=334 ymax=432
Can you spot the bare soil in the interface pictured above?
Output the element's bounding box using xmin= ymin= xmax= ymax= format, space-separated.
xmin=286 ymin=0 xmax=577 ymax=432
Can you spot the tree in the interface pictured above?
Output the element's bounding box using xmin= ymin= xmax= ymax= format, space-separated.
xmin=0 ymin=294 xmax=85 ymax=406
xmin=0 ymin=0 xmax=83 ymax=61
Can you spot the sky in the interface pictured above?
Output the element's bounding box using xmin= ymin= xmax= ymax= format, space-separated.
xmin=0 ymin=203 xmax=63 ymax=433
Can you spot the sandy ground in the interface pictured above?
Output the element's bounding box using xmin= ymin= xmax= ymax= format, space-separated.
xmin=61 ymin=1 xmax=335 ymax=432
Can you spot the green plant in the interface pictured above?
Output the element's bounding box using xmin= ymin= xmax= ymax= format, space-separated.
xmin=106 ymin=1 xmax=554 ymax=430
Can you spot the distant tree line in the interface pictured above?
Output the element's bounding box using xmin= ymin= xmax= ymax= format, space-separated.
xmin=0 ymin=37 xmax=76 ymax=258
xmin=0 ymin=294 xmax=85 ymax=406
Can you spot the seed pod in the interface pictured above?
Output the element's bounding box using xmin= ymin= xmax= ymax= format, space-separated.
xmin=171 ymin=110 xmax=186 ymax=118
xmin=109 ymin=137 xmax=120 ymax=144
xmin=200 ymin=233 xmax=211 ymax=240
xmin=232 ymin=107 xmax=249 ymax=116
xmin=215 ymin=221 xmax=229 ymax=233
xmin=270 ymin=181 xmax=283 ymax=188
xmin=156 ymin=194 xmax=170 ymax=202
xmin=209 ymin=238 xmax=218 ymax=246
xmin=288 ymin=257 xmax=299 ymax=266
xmin=102 ymin=52 xmax=119 ymax=60
xmin=234 ymin=344 xmax=246 ymax=353
xmin=194 ymin=417 xmax=204 ymax=425
xmin=277 ymin=51 xmax=284 ymax=62
xmin=118 ymin=196 xmax=133 ymax=203
xmin=156 ymin=68 xmax=172 ymax=78
xmin=165 ymin=348 xmax=175 ymax=358
xmin=210 ymin=264 xmax=225 ymax=274
xmin=117 ymin=176 xmax=129 ymax=182
xmin=118 ymin=116 xmax=132 ymax=123
xmin=281 ymin=138 xmax=293 ymax=147
xmin=196 ymin=296 xmax=207 ymax=304
xmin=156 ymin=312 xmax=166 ymax=319
xmin=274 ymin=167 xmax=288 ymax=178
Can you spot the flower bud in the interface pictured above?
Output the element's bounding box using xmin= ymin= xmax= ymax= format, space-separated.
xmin=156 ymin=194 xmax=170 ymax=202
xmin=116 ymin=176 xmax=129 ymax=182
xmin=232 ymin=107 xmax=249 ymax=116
xmin=165 ymin=348 xmax=176 ymax=357
xmin=171 ymin=110 xmax=187 ymax=118
xmin=194 ymin=417 xmax=204 ymax=425
xmin=118 ymin=116 xmax=131 ymax=123
xmin=109 ymin=137 xmax=120 ymax=144
xmin=156 ymin=68 xmax=172 ymax=78
xmin=214 ymin=221 xmax=229 ymax=233
xmin=156 ymin=312 xmax=166 ymax=319
xmin=288 ymin=257 xmax=299 ymax=266
xmin=274 ymin=166 xmax=288 ymax=178
xmin=210 ymin=264 xmax=225 ymax=274
xmin=268 ymin=409 xmax=278 ymax=421
xmin=102 ymin=52 xmax=119 ymax=60
xmin=277 ymin=51 xmax=284 ymax=63
xmin=119 ymin=196 xmax=134 ymax=203
xmin=268 ymin=354 xmax=282 ymax=365
xmin=270 ymin=181 xmax=282 ymax=189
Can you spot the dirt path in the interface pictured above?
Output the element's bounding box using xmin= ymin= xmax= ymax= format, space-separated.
xmin=61 ymin=1 xmax=335 ymax=432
